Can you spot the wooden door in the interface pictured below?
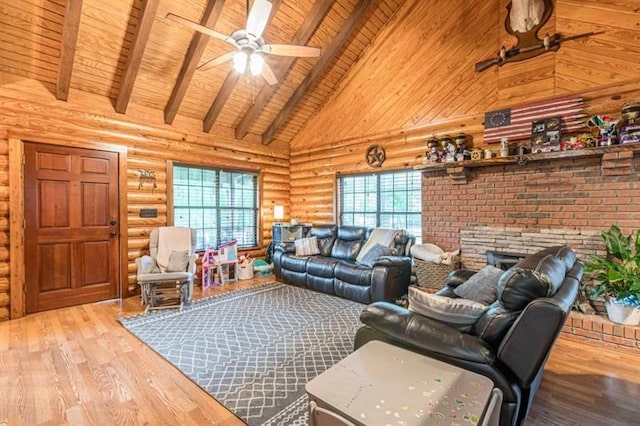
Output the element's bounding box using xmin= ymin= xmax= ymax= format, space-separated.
xmin=24 ymin=143 xmax=120 ymax=313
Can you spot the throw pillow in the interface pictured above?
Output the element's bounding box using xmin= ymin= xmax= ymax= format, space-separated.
xmin=356 ymin=228 xmax=400 ymax=262
xmin=453 ymin=265 xmax=504 ymax=305
xmin=359 ymin=243 xmax=393 ymax=267
xmin=294 ymin=236 xmax=320 ymax=256
xmin=408 ymin=286 xmax=489 ymax=332
xmin=139 ymin=255 xmax=160 ymax=274
xmin=166 ymin=250 xmax=190 ymax=272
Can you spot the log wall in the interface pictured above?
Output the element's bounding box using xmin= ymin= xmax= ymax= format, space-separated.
xmin=0 ymin=76 xmax=290 ymax=321
xmin=289 ymin=0 xmax=640 ymax=227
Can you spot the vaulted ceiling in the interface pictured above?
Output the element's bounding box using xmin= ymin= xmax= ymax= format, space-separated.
xmin=1 ymin=0 xmax=406 ymax=145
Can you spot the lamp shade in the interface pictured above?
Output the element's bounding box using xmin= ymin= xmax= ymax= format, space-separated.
xmin=274 ymin=205 xmax=284 ymax=221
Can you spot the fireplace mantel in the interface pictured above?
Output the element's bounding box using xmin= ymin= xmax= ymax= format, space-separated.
xmin=414 ymin=143 xmax=640 ymax=180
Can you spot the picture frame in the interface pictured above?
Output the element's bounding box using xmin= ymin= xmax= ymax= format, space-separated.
xmin=531 ymin=116 xmax=562 ymax=153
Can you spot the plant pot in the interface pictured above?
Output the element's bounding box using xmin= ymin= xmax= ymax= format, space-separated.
xmin=605 ymin=299 xmax=640 ymax=325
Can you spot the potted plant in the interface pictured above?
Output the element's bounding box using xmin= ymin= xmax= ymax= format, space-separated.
xmin=584 ymin=225 xmax=640 ymax=325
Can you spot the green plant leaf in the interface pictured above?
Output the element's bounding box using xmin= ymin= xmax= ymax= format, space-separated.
xmin=602 ymin=225 xmax=632 ymax=260
xmin=584 ymin=225 xmax=640 ymax=300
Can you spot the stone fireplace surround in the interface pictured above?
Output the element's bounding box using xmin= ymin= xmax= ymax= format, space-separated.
xmin=420 ymin=151 xmax=640 ymax=352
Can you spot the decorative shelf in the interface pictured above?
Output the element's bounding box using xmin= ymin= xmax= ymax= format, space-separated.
xmin=414 ymin=143 xmax=640 ymax=172
xmin=414 ymin=144 xmax=640 ymax=184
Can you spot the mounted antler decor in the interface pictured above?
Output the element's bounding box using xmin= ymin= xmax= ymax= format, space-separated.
xmin=475 ymin=0 xmax=603 ymax=72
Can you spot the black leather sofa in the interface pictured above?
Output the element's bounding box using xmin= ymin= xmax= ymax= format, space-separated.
xmin=354 ymin=246 xmax=583 ymax=426
xmin=273 ymin=225 xmax=413 ymax=304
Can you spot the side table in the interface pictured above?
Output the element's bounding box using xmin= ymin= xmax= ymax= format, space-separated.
xmin=306 ymin=340 xmax=502 ymax=426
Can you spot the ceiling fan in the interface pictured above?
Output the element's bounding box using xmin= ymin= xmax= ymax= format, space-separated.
xmin=166 ymin=0 xmax=322 ymax=85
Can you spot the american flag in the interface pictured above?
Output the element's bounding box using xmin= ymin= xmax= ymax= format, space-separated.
xmin=483 ymin=96 xmax=587 ymax=144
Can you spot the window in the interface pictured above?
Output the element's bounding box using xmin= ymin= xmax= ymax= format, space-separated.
xmin=339 ymin=170 xmax=421 ymax=243
xmin=173 ymin=164 xmax=258 ymax=250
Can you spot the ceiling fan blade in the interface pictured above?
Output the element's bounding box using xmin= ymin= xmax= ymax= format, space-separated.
xmin=261 ymin=62 xmax=278 ymax=86
xmin=246 ymin=0 xmax=272 ymax=39
xmin=262 ymin=44 xmax=322 ymax=58
xmin=166 ymin=13 xmax=234 ymax=45
xmin=197 ymin=51 xmax=236 ymax=71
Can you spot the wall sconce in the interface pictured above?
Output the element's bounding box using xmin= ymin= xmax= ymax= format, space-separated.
xmin=139 ymin=169 xmax=157 ymax=191
xmin=274 ymin=205 xmax=284 ymax=222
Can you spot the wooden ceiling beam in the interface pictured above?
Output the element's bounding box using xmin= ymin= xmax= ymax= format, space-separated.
xmin=56 ymin=0 xmax=83 ymax=101
xmin=202 ymin=0 xmax=284 ymax=133
xmin=163 ymin=0 xmax=227 ymax=124
xmin=234 ymin=0 xmax=336 ymax=139
xmin=261 ymin=0 xmax=375 ymax=145
xmin=115 ymin=0 xmax=160 ymax=114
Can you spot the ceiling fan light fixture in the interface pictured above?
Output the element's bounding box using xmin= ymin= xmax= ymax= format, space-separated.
xmin=233 ymin=51 xmax=248 ymax=73
xmin=249 ymin=53 xmax=264 ymax=76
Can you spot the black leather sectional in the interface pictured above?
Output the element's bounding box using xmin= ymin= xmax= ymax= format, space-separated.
xmin=273 ymin=225 xmax=414 ymax=304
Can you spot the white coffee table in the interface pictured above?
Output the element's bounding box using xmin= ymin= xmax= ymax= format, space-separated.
xmin=306 ymin=340 xmax=501 ymax=426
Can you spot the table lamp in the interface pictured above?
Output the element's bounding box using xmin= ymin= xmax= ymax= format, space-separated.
xmin=274 ymin=205 xmax=284 ymax=224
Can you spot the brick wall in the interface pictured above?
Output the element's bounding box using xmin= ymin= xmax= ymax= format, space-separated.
xmin=421 ymin=151 xmax=640 ymax=351
xmin=562 ymin=312 xmax=640 ymax=353
xmin=421 ymin=154 xmax=640 ymax=252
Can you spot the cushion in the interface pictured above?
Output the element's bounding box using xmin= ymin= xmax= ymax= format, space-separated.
xmin=356 ymin=228 xmax=400 ymax=262
xmin=166 ymin=250 xmax=190 ymax=272
xmin=408 ymin=286 xmax=489 ymax=332
xmin=453 ymin=265 xmax=504 ymax=305
xmin=138 ymin=255 xmax=160 ymax=274
xmin=498 ymin=255 xmax=566 ymax=311
xmin=359 ymin=243 xmax=393 ymax=267
xmin=294 ymin=236 xmax=320 ymax=256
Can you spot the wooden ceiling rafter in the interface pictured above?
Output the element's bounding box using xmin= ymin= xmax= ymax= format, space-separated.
xmin=261 ymin=0 xmax=375 ymax=145
xmin=56 ymin=0 xmax=84 ymax=101
xmin=115 ymin=0 xmax=160 ymax=114
xmin=163 ymin=0 xmax=227 ymax=125
xmin=233 ymin=0 xmax=336 ymax=139
xmin=202 ymin=0 xmax=284 ymax=133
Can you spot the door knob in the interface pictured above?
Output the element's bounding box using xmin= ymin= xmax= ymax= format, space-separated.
xmin=110 ymin=230 xmax=118 ymax=237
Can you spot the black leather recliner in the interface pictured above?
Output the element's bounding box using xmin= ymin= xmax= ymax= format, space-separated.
xmin=273 ymin=225 xmax=414 ymax=304
xmin=354 ymin=246 xmax=583 ymax=426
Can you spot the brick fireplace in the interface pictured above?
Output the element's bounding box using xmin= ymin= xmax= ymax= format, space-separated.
xmin=420 ymin=149 xmax=640 ymax=351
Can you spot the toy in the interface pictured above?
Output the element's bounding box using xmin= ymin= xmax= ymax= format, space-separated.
xmin=201 ymin=246 xmax=220 ymax=289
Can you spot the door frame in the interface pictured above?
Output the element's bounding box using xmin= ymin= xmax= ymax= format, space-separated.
xmin=9 ymin=133 xmax=129 ymax=319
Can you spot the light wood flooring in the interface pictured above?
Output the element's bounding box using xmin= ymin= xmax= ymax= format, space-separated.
xmin=1 ymin=277 xmax=639 ymax=425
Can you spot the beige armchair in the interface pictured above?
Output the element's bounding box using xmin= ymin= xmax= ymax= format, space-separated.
xmin=135 ymin=227 xmax=198 ymax=311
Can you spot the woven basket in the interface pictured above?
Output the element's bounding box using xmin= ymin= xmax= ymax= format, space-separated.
xmin=413 ymin=257 xmax=458 ymax=289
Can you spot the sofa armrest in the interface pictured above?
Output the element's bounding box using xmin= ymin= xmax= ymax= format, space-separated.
xmin=372 ymin=255 xmax=410 ymax=267
xmin=370 ymin=257 xmax=412 ymax=302
xmin=187 ymin=253 xmax=198 ymax=275
xmin=359 ymin=302 xmax=495 ymax=365
xmin=275 ymin=242 xmax=295 ymax=254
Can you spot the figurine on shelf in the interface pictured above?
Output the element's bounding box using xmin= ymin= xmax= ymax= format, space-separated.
xmin=441 ymin=135 xmax=456 ymax=162
xmin=454 ymin=133 xmax=470 ymax=161
xmin=426 ymin=137 xmax=441 ymax=163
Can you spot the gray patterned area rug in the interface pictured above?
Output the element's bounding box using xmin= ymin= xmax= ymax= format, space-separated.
xmin=119 ymin=282 xmax=364 ymax=425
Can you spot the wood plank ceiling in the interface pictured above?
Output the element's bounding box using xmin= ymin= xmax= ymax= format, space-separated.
xmin=0 ymin=0 xmax=406 ymax=145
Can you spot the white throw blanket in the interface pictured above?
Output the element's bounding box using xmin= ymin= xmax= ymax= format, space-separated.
xmin=411 ymin=243 xmax=459 ymax=265
xmin=356 ymin=228 xmax=401 ymax=263
xmin=156 ymin=227 xmax=193 ymax=272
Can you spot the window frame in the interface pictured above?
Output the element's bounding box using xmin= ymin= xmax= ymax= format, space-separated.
xmin=167 ymin=161 xmax=263 ymax=252
xmin=337 ymin=169 xmax=422 ymax=242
